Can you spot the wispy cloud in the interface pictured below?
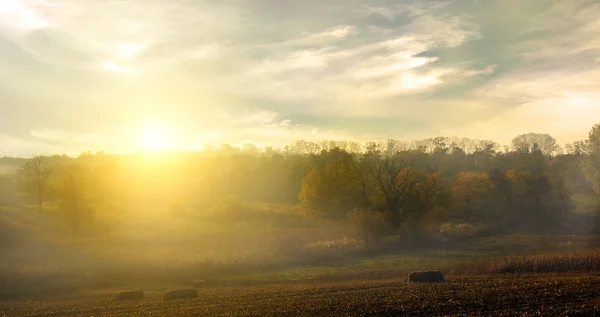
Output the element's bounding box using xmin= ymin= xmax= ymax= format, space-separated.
xmin=1 ymin=0 xmax=598 ymax=155
xmin=466 ymin=1 xmax=600 ymax=143
xmin=226 ymin=4 xmax=487 ymax=113
xmin=364 ymin=2 xmax=452 ymax=21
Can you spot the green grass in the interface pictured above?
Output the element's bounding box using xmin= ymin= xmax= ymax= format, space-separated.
xmin=223 ymin=232 xmax=600 ymax=285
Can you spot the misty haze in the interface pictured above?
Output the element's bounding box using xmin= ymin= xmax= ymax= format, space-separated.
xmin=1 ymin=0 xmax=600 ymax=316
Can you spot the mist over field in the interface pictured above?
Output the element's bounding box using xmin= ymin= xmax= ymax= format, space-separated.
xmin=2 ymin=0 xmax=600 ymax=315
xmin=1 ymin=128 xmax=600 ymax=304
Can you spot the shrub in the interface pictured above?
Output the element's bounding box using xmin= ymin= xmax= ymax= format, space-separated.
xmin=301 ymin=238 xmax=365 ymax=262
xmin=203 ymin=196 xmax=309 ymax=227
xmin=439 ymin=222 xmax=485 ymax=240
xmin=348 ymin=209 xmax=392 ymax=245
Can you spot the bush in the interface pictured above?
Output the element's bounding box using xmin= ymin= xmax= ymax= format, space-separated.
xmin=439 ymin=222 xmax=485 ymax=240
xmin=301 ymin=238 xmax=365 ymax=262
xmin=202 ymin=196 xmax=309 ymax=227
xmin=348 ymin=209 xmax=392 ymax=245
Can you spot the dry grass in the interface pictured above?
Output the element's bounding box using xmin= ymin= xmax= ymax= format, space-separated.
xmin=493 ymin=253 xmax=600 ymax=274
xmin=2 ymin=203 xmax=600 ymax=301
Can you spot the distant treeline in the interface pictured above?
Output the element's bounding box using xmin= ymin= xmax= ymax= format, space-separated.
xmin=1 ymin=124 xmax=599 ymax=237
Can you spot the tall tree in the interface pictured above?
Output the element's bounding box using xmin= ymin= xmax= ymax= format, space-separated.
xmin=450 ymin=171 xmax=492 ymax=222
xmin=56 ymin=160 xmax=98 ymax=233
xmin=511 ymin=133 xmax=561 ymax=156
xmin=581 ymin=124 xmax=600 ymax=195
xmin=363 ymin=152 xmax=420 ymax=225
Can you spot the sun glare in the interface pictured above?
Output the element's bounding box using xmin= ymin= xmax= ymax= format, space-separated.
xmin=141 ymin=126 xmax=169 ymax=151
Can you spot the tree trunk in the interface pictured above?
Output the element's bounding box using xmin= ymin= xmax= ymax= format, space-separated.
xmin=38 ymin=184 xmax=42 ymax=213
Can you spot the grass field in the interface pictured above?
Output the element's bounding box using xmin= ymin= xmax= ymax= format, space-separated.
xmin=572 ymin=194 xmax=600 ymax=214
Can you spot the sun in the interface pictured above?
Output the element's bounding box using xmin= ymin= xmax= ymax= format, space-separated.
xmin=141 ymin=126 xmax=169 ymax=151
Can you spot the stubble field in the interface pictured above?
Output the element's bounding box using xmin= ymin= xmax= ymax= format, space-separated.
xmin=2 ymin=273 xmax=600 ymax=316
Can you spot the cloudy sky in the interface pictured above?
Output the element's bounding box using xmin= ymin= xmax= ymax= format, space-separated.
xmin=1 ymin=0 xmax=599 ymax=156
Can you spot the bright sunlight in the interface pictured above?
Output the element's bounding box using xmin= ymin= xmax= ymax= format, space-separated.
xmin=140 ymin=125 xmax=169 ymax=151
xmin=3 ymin=1 xmax=600 ymax=315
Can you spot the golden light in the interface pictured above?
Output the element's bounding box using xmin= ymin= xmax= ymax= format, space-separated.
xmin=140 ymin=126 xmax=170 ymax=151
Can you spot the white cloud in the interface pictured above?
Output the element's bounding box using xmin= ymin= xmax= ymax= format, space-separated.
xmin=1 ymin=0 xmax=243 ymax=74
xmin=469 ymin=1 xmax=600 ymax=143
xmin=219 ymin=110 xmax=380 ymax=148
xmin=4 ymin=0 xmax=596 ymax=155
xmin=228 ymin=7 xmax=486 ymax=111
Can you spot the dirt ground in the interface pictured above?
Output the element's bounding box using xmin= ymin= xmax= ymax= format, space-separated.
xmin=1 ymin=273 xmax=600 ymax=316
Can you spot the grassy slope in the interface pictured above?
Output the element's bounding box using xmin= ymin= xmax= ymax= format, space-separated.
xmin=572 ymin=193 xmax=600 ymax=214
xmin=2 ymin=202 xmax=600 ymax=304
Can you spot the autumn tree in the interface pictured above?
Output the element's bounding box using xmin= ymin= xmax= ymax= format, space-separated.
xmin=450 ymin=172 xmax=492 ymax=222
xmin=55 ymin=154 xmax=115 ymax=233
xmin=299 ymin=154 xmax=357 ymax=219
xmin=505 ymin=168 xmax=568 ymax=227
xmin=581 ymin=124 xmax=600 ymax=195
xmin=57 ymin=161 xmax=93 ymax=232
xmin=361 ymin=151 xmax=421 ymax=226
xmin=486 ymin=168 xmax=513 ymax=222
xmin=299 ymin=168 xmax=324 ymax=213
xmin=404 ymin=171 xmax=444 ymax=222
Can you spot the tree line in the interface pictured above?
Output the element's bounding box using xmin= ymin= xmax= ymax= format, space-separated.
xmin=1 ymin=124 xmax=599 ymax=237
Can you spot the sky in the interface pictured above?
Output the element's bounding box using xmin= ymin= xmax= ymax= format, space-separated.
xmin=1 ymin=0 xmax=599 ymax=156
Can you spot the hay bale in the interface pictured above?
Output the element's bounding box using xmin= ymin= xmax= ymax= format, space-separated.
xmin=163 ymin=288 xmax=198 ymax=301
xmin=112 ymin=290 xmax=144 ymax=301
xmin=405 ymin=270 xmax=445 ymax=283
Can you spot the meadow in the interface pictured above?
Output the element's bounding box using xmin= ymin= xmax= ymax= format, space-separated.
xmin=1 ymin=198 xmax=599 ymax=310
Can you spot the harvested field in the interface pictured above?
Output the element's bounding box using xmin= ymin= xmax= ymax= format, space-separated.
xmin=1 ymin=273 xmax=599 ymax=316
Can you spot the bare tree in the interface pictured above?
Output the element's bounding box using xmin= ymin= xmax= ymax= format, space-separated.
xmin=364 ymin=153 xmax=419 ymax=224
xmin=20 ymin=155 xmax=51 ymax=213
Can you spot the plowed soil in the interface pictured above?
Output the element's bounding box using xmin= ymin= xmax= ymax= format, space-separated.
xmin=2 ymin=273 xmax=600 ymax=316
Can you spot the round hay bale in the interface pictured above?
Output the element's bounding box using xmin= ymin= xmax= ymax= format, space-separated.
xmin=112 ymin=290 xmax=144 ymax=301
xmin=163 ymin=288 xmax=198 ymax=301
xmin=406 ymin=270 xmax=445 ymax=283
